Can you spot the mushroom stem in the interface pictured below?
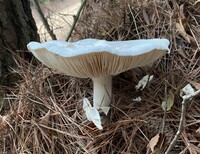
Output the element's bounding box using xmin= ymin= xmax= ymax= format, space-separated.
xmin=92 ymin=75 xmax=112 ymax=115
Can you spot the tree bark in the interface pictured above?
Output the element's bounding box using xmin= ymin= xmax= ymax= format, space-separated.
xmin=0 ymin=0 xmax=39 ymax=86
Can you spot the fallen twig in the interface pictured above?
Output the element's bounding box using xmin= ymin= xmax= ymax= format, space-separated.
xmin=33 ymin=0 xmax=57 ymax=40
xmin=165 ymin=89 xmax=200 ymax=154
xmin=66 ymin=0 xmax=86 ymax=41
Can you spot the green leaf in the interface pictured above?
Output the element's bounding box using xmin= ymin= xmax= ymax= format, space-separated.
xmin=161 ymin=91 xmax=174 ymax=111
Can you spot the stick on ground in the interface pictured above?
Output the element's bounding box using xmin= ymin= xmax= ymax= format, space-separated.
xmin=165 ymin=89 xmax=200 ymax=154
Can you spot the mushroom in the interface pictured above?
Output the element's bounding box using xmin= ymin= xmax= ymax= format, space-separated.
xmin=27 ymin=38 xmax=170 ymax=128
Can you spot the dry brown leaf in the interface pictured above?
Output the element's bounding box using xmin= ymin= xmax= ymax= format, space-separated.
xmin=147 ymin=133 xmax=168 ymax=153
xmin=142 ymin=9 xmax=150 ymax=25
xmin=176 ymin=22 xmax=196 ymax=45
xmin=179 ymin=2 xmax=190 ymax=23
xmin=148 ymin=133 xmax=160 ymax=153
xmin=176 ymin=2 xmax=197 ymax=47
xmin=176 ymin=22 xmax=188 ymax=41
xmin=179 ymin=4 xmax=186 ymax=19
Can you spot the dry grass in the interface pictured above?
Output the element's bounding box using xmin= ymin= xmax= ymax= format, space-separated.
xmin=1 ymin=0 xmax=200 ymax=153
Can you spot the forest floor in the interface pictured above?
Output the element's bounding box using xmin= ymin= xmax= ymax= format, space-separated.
xmin=1 ymin=0 xmax=200 ymax=154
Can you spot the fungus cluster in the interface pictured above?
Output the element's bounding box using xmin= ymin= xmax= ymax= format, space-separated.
xmin=27 ymin=38 xmax=170 ymax=129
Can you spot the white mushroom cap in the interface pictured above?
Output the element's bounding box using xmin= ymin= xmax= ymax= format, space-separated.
xmin=27 ymin=38 xmax=170 ymax=78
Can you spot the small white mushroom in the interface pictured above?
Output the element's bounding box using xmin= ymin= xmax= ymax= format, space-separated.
xmin=27 ymin=38 xmax=170 ymax=128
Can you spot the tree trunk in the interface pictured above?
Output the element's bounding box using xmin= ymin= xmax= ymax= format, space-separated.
xmin=0 ymin=0 xmax=39 ymax=86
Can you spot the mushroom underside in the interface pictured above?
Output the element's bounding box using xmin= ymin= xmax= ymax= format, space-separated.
xmin=32 ymin=49 xmax=166 ymax=78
